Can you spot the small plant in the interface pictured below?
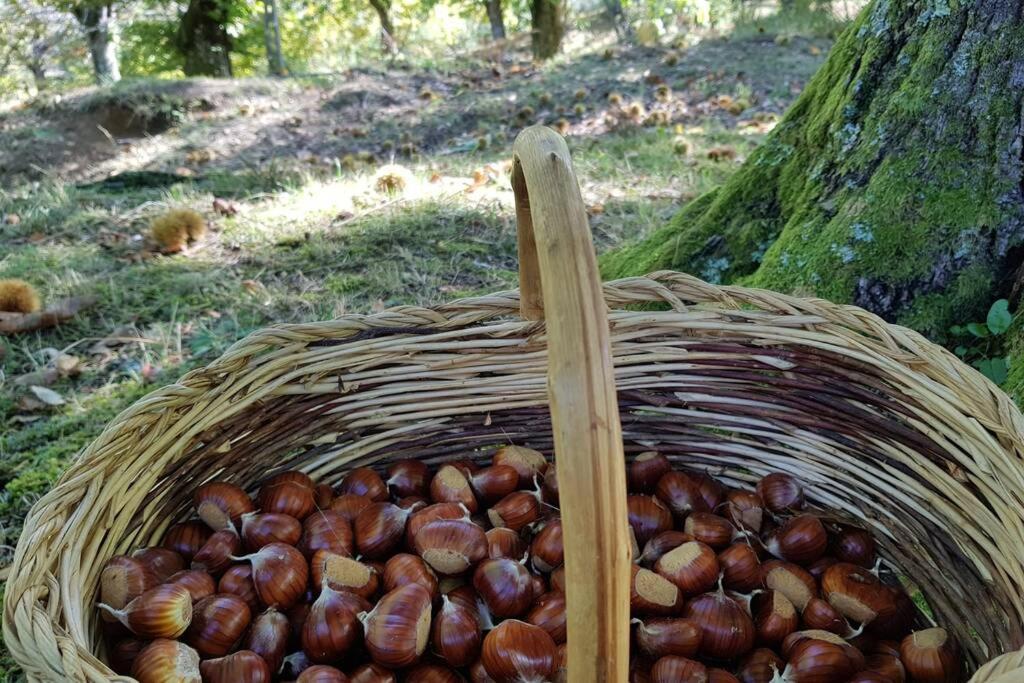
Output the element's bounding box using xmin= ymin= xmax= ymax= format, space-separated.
xmin=950 ymin=299 xmax=1015 ymax=384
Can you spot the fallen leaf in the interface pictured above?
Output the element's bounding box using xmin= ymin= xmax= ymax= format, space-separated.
xmin=18 ymin=395 xmax=47 ymax=412
xmin=30 ymin=385 xmax=65 ymax=406
xmin=4 ymin=213 xmax=20 ymax=225
xmin=371 ymin=299 xmax=387 ymax=313
xmin=14 ymin=368 xmax=59 ymax=387
xmin=56 ymin=353 xmax=82 ymax=377
xmin=241 ymin=279 xmax=262 ymax=294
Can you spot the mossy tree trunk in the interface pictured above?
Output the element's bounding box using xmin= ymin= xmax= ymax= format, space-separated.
xmin=485 ymin=0 xmax=506 ymax=40
xmin=74 ymin=3 xmax=121 ymax=84
xmin=530 ymin=0 xmax=565 ymax=60
xmin=177 ymin=0 xmax=233 ymax=77
xmin=368 ymin=0 xmax=398 ymax=54
xmin=602 ymin=0 xmax=1024 ymax=342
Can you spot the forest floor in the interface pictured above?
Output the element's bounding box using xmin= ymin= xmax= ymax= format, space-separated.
xmin=0 ymin=18 xmax=832 ymax=678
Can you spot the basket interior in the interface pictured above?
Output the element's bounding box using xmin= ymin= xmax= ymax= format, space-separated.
xmin=11 ymin=275 xmax=1024 ymax=678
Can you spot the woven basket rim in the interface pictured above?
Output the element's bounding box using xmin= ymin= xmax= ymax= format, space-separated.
xmin=4 ymin=270 xmax=1023 ymax=682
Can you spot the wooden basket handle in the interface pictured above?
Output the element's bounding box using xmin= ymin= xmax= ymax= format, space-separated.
xmin=511 ymin=126 xmax=631 ymax=682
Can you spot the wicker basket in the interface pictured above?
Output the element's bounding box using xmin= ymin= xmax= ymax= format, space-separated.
xmin=4 ymin=127 xmax=1024 ymax=682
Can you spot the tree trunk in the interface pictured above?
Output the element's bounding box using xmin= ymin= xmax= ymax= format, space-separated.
xmin=485 ymin=0 xmax=506 ymax=40
xmin=602 ymin=0 xmax=630 ymax=38
xmin=367 ymin=0 xmax=398 ymax=54
xmin=177 ymin=0 xmax=233 ymax=77
xmin=602 ymin=0 xmax=1024 ymax=344
xmin=263 ymin=0 xmax=286 ymax=76
xmin=530 ymin=0 xmax=565 ymax=60
xmin=74 ymin=3 xmax=121 ymax=84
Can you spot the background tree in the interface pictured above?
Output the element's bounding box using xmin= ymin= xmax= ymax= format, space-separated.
xmin=484 ymin=0 xmax=505 ymax=38
xmin=177 ymin=0 xmax=233 ymax=76
xmin=263 ymin=0 xmax=286 ymax=74
xmin=529 ymin=0 xmax=563 ymax=59
xmin=0 ymin=1 xmax=78 ymax=90
xmin=71 ymin=1 xmax=122 ymax=83
xmin=367 ymin=0 xmax=398 ymax=53
xmin=602 ymin=0 xmax=1024 ymax=343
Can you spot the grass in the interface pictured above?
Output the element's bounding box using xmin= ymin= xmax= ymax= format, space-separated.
xmin=0 ymin=21 xmax=831 ymax=679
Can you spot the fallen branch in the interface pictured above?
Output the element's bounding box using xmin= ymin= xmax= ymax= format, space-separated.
xmin=0 ymin=296 xmax=97 ymax=335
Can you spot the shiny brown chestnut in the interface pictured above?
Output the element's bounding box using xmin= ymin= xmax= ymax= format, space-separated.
xmin=108 ymin=638 xmax=147 ymax=675
xmin=683 ymin=512 xmax=735 ymax=549
xmin=751 ymin=590 xmax=798 ymax=646
xmin=760 ymin=560 xmax=817 ymax=611
xmin=487 ymin=527 xmax=527 ymax=560
xmin=297 ymin=665 xmax=350 ymax=682
xmin=244 ymin=607 xmax=290 ymax=674
xmin=413 ymin=518 xmax=488 ymax=575
xmin=190 ymin=529 xmax=240 ymax=575
xmin=765 ymin=514 xmax=827 ymax=565
xmin=736 ymin=648 xmax=785 ymax=683
xmin=100 ymin=556 xmax=159 ymax=622
xmin=338 ymin=466 xmax=389 ymax=502
xmin=354 ymin=502 xmax=413 ymax=559
xmin=473 ymin=557 xmax=534 ymax=619
xmin=683 ymin=587 xmax=755 ymax=660
xmin=467 ymin=464 xmax=521 ymax=504
xmin=194 ymin=481 xmax=254 ymax=532
xmin=487 ymin=490 xmax=541 ymax=531
xmin=98 ymin=583 xmax=193 ymax=639
xmin=432 ymin=593 xmax=483 ymax=667
xmin=628 ymin=495 xmax=674 ymax=546
xmin=900 ymin=628 xmax=960 ymax=683
xmin=199 ymin=650 xmax=271 ymax=683
xmin=655 ymin=471 xmax=709 ymax=518
xmin=526 ymin=591 xmax=567 ymax=643
xmin=241 ymin=511 xmax=303 ymax=550
xmin=314 ymin=483 xmax=335 ymax=509
xmin=258 ymin=470 xmax=316 ymax=520
xmin=310 ymin=550 xmax=379 ymax=597
xmin=802 ymin=597 xmax=854 ymax=636
xmin=162 ymin=521 xmax=211 ymax=562
xmin=430 ymin=464 xmax=479 ymax=513
xmin=231 ymin=542 xmax=308 ymax=609
xmin=481 ymin=619 xmax=557 ymax=683
xmin=407 ymin=502 xmax=471 ymax=546
xmin=132 ymin=547 xmax=186 ymax=582
xmin=298 ymin=509 xmax=354 ymax=559
xmin=723 ymin=490 xmax=764 ymax=533
xmin=349 ymin=662 xmax=398 ymax=683
xmin=650 ymin=656 xmax=706 ymax=683
xmin=630 ymin=565 xmax=683 ymax=616
xmin=329 ymin=493 xmax=373 ymax=522
xmin=530 ymin=519 xmax=564 ymax=572
xmin=184 ymin=593 xmax=251 ymax=657
xmin=832 ymin=527 xmax=877 ymax=568
xmin=131 ymin=639 xmax=201 ymax=683
xmin=654 ymin=541 xmax=720 ymax=597
xmin=756 ymin=472 xmax=804 ymax=512
xmin=217 ymin=565 xmax=259 ymax=611
xmin=492 ymin=445 xmax=548 ymax=487
xmin=386 ymin=459 xmax=432 ymax=498
xmin=165 ymin=569 xmax=217 ymax=603
xmin=820 ymin=562 xmax=892 ymax=624
xmin=406 ymin=663 xmax=465 ymax=683
xmin=628 ymin=452 xmax=673 ymax=494
xmin=633 ymin=617 xmax=702 ymax=659
xmin=362 ymin=583 xmax=434 ymax=668
xmin=718 ymin=543 xmax=761 ymax=592
xmin=302 ymin=586 xmax=370 ymax=662
xmin=383 ymin=552 xmax=439 ymax=600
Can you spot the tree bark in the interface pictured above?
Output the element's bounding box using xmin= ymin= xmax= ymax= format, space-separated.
xmin=602 ymin=0 xmax=1024 ymax=343
xmin=74 ymin=3 xmax=121 ymax=84
xmin=177 ymin=0 xmax=233 ymax=77
xmin=263 ymin=0 xmax=286 ymax=76
xmin=485 ymin=0 xmax=506 ymax=40
xmin=530 ymin=0 xmax=565 ymax=60
xmin=602 ymin=0 xmax=630 ymax=38
xmin=367 ymin=0 xmax=398 ymax=54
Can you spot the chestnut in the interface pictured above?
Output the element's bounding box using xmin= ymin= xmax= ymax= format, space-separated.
xmin=406 ymin=663 xmax=465 ymax=683
xmin=481 ymin=619 xmax=556 ymax=683
xmin=131 ymin=639 xmax=201 ymax=683
xmin=718 ymin=543 xmax=761 ymax=592
xmin=244 ymin=607 xmax=290 ymax=674
xmin=761 ymin=560 xmax=817 ymax=610
xmin=467 ymin=464 xmax=521 ymax=504
xmin=185 ymin=593 xmax=251 ymax=657
xmin=190 ymin=529 xmax=240 ymax=575
xmin=407 ymin=502 xmax=471 ymax=546
xmin=199 ymin=650 xmax=270 ymax=683
xmin=349 ymin=663 xmax=398 ymax=683
xmin=430 ymin=464 xmax=479 ymax=513
xmin=413 ymin=518 xmax=487 ymax=575
xmin=765 ymin=514 xmax=827 ymax=565
xmin=638 ymin=530 xmax=693 ymax=566
xmin=654 ymin=541 xmax=720 ymax=597
xmin=683 ymin=588 xmax=755 ymax=660
xmin=298 ymin=509 xmax=354 ymax=559
xmin=383 ymin=553 xmax=439 ymax=600
xmin=820 ymin=562 xmax=891 ymax=624
xmin=530 ymin=519 xmax=564 ymax=572
xmin=258 ymin=470 xmax=316 ymax=519
xmin=99 ymin=556 xmax=158 ymax=621
xmin=832 ymin=527 xmax=877 ymax=568
xmin=630 ymin=565 xmax=682 ymax=616
xmin=723 ymin=490 xmax=764 ymax=533
xmin=302 ymin=586 xmax=370 ymax=662
xmin=330 ymin=493 xmax=373 ymax=522
xmin=492 ymin=445 xmax=548 ymax=487
xmin=162 ymin=521 xmax=211 ymax=562
xmin=241 ymin=511 xmax=303 ymax=550
xmin=526 ymin=591 xmax=567 ymax=643
xmin=386 ymin=459 xmax=432 ymax=498
xmin=132 ymin=547 xmax=185 ymax=582
xmin=683 ymin=512 xmax=735 ymax=549
xmin=629 ymin=452 xmax=673 ymax=493
xmin=338 ymin=466 xmax=389 ymax=502
xmin=650 ymin=656 xmax=706 ymax=683
xmin=432 ymin=593 xmax=483 ymax=666
xmin=628 ymin=495 xmax=674 ymax=546
xmin=217 ymin=565 xmax=259 ymax=612
xmin=900 ymin=628 xmax=960 ymax=683
xmin=756 ymin=472 xmax=804 ymax=512
xmin=488 ymin=527 xmax=528 ymax=560
xmin=633 ymin=617 xmax=702 ymax=659
xmin=362 ymin=583 xmax=434 ymax=668
xmin=232 ymin=542 xmax=309 ymax=609
xmin=98 ymin=583 xmax=193 ymax=639
xmin=473 ymin=558 xmax=534 ymax=618
xmin=165 ymin=569 xmax=217 ymax=603
xmin=736 ymin=648 xmax=785 ymax=683
xmin=487 ymin=490 xmax=541 ymax=532
xmin=655 ymin=471 xmax=709 ymax=517
xmin=354 ymin=502 xmax=412 ymax=559
xmin=194 ymin=481 xmax=254 ymax=532
xmin=298 ymin=665 xmax=350 ymax=682
xmin=751 ymin=590 xmax=798 ymax=646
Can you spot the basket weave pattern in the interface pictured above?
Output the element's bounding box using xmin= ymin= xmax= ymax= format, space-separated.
xmin=4 ymin=271 xmax=1024 ymax=681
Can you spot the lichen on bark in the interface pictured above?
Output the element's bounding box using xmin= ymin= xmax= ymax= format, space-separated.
xmin=601 ymin=0 xmax=1024 ymax=342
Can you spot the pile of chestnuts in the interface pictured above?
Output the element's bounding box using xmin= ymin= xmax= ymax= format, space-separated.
xmin=97 ymin=447 xmax=963 ymax=682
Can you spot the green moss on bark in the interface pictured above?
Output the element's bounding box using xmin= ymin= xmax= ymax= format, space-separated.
xmin=602 ymin=0 xmax=1024 ymax=341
